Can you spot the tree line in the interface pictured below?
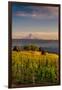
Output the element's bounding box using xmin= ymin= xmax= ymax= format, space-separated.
xmin=13 ymin=45 xmax=46 ymax=55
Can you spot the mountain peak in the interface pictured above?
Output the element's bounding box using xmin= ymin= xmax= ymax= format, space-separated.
xmin=24 ymin=33 xmax=36 ymax=39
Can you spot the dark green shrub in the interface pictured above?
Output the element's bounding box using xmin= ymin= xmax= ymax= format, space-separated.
xmin=13 ymin=46 xmax=20 ymax=51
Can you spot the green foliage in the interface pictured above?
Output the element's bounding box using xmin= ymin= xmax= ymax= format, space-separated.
xmin=13 ymin=46 xmax=20 ymax=51
xmin=23 ymin=44 xmax=39 ymax=51
xmin=12 ymin=51 xmax=59 ymax=85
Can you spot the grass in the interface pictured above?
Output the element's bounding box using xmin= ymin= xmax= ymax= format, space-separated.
xmin=12 ymin=51 xmax=59 ymax=86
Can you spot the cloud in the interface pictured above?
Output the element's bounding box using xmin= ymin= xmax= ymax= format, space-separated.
xmin=13 ymin=6 xmax=59 ymax=19
xmin=12 ymin=31 xmax=58 ymax=40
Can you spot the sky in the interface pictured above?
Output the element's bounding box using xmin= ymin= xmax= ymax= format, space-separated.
xmin=12 ymin=3 xmax=59 ymax=40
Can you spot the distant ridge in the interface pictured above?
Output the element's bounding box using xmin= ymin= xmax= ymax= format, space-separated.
xmin=12 ymin=39 xmax=58 ymax=42
xmin=23 ymin=33 xmax=37 ymax=39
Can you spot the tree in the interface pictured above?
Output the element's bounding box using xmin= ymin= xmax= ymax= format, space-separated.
xmin=23 ymin=45 xmax=39 ymax=51
xmin=13 ymin=46 xmax=20 ymax=51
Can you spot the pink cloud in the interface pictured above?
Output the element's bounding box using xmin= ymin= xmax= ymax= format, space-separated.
xmin=12 ymin=31 xmax=58 ymax=40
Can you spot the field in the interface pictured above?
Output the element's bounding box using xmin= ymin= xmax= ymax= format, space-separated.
xmin=12 ymin=51 xmax=59 ymax=87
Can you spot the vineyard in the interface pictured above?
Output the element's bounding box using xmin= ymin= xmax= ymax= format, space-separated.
xmin=12 ymin=51 xmax=59 ymax=86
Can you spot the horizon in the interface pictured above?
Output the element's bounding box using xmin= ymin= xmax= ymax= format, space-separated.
xmin=12 ymin=38 xmax=58 ymax=41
